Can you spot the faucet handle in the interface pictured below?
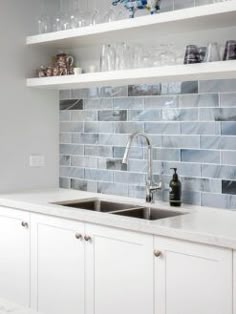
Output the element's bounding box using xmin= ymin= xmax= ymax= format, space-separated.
xmin=146 ymin=182 xmax=162 ymax=203
xmin=150 ymin=182 xmax=162 ymax=192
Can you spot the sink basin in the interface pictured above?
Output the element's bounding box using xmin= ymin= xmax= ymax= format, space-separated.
xmin=55 ymin=198 xmax=139 ymax=213
xmin=55 ymin=198 xmax=186 ymax=220
xmin=113 ymin=207 xmax=185 ymax=220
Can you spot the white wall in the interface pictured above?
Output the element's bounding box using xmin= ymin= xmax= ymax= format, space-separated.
xmin=0 ymin=0 xmax=59 ymax=193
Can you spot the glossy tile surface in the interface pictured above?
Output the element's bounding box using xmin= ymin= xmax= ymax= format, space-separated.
xmin=59 ymin=79 xmax=236 ymax=209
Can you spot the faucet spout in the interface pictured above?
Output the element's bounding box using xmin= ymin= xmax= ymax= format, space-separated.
xmin=122 ymin=132 xmax=151 ymax=164
xmin=122 ymin=132 xmax=162 ymax=203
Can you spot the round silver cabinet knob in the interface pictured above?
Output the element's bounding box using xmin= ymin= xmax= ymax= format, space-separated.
xmin=154 ymin=250 xmax=162 ymax=257
xmin=84 ymin=235 xmax=92 ymax=242
xmin=75 ymin=233 xmax=83 ymax=240
xmin=21 ymin=221 xmax=29 ymax=229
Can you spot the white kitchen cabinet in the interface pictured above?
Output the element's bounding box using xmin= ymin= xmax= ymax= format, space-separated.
xmin=154 ymin=236 xmax=233 ymax=314
xmin=31 ymin=214 xmax=154 ymax=314
xmin=30 ymin=214 xmax=85 ymax=314
xmin=1 ymin=205 xmax=234 ymax=314
xmin=85 ymin=224 xmax=154 ymax=314
xmin=0 ymin=207 xmax=30 ymax=307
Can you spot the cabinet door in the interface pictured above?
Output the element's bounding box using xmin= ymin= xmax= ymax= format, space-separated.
xmin=0 ymin=207 xmax=30 ymax=307
xmin=85 ymin=224 xmax=154 ymax=314
xmin=155 ymin=237 xmax=232 ymax=314
xmin=31 ymin=214 xmax=85 ymax=314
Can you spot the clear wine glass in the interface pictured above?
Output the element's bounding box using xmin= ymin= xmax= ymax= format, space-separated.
xmin=60 ymin=0 xmax=71 ymax=30
xmin=37 ymin=0 xmax=51 ymax=34
xmin=77 ymin=10 xmax=87 ymax=28
xmin=89 ymin=9 xmax=99 ymax=26
xmin=52 ymin=15 xmax=62 ymax=32
xmin=52 ymin=0 xmax=64 ymax=32
xmin=76 ymin=0 xmax=97 ymax=27
xmin=115 ymin=6 xmax=127 ymax=21
xmin=68 ymin=0 xmax=79 ymax=29
xmin=102 ymin=7 xmax=117 ymax=23
xmin=37 ymin=15 xmax=51 ymax=34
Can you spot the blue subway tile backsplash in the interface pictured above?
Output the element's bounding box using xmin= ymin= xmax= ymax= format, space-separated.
xmin=181 ymin=122 xmax=220 ymax=135
xmin=221 ymin=122 xmax=236 ymax=135
xmin=60 ymin=99 xmax=83 ymax=110
xmin=222 ymin=180 xmax=236 ymax=195
xmin=220 ymin=93 xmax=236 ymax=107
xmin=181 ymin=149 xmax=220 ymax=164
xmin=59 ymin=79 xmax=236 ymax=209
xmin=199 ymin=79 xmax=236 ymax=93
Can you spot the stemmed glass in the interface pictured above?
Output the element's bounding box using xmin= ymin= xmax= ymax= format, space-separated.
xmin=77 ymin=0 xmax=99 ymax=27
xmin=68 ymin=0 xmax=79 ymax=29
xmin=37 ymin=0 xmax=51 ymax=34
xmin=102 ymin=7 xmax=117 ymax=23
xmin=101 ymin=5 xmax=126 ymax=23
xmin=60 ymin=0 xmax=71 ymax=30
xmin=52 ymin=0 xmax=64 ymax=32
xmin=52 ymin=0 xmax=82 ymax=31
xmin=39 ymin=0 xmax=101 ymax=33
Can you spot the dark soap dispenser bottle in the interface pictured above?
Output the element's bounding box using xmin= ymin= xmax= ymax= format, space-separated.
xmin=169 ymin=168 xmax=182 ymax=207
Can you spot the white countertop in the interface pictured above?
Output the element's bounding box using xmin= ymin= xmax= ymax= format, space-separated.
xmin=0 ymin=299 xmax=39 ymax=314
xmin=0 ymin=188 xmax=236 ymax=250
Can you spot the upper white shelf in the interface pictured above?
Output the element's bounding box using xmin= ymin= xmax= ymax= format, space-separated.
xmin=26 ymin=61 xmax=236 ymax=90
xmin=27 ymin=1 xmax=236 ymax=49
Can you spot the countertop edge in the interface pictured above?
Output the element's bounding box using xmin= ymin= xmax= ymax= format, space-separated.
xmin=0 ymin=189 xmax=235 ymax=250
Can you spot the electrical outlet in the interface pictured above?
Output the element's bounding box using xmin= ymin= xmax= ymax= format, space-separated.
xmin=29 ymin=155 xmax=45 ymax=168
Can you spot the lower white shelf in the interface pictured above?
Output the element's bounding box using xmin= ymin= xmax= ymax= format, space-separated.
xmin=26 ymin=61 xmax=236 ymax=90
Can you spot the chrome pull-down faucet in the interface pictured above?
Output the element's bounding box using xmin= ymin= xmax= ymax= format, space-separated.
xmin=122 ymin=132 xmax=162 ymax=203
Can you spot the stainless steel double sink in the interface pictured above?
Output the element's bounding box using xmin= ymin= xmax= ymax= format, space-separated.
xmin=55 ymin=198 xmax=185 ymax=221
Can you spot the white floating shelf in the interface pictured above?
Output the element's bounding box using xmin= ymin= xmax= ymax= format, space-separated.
xmin=27 ymin=61 xmax=236 ymax=90
xmin=26 ymin=1 xmax=236 ymax=48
